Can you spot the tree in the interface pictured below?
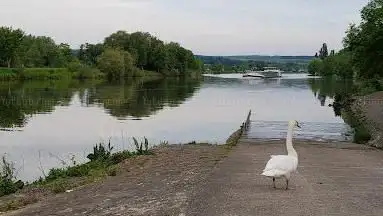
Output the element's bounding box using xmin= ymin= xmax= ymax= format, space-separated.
xmin=79 ymin=43 xmax=104 ymax=66
xmin=343 ymin=0 xmax=383 ymax=79
xmin=58 ymin=43 xmax=73 ymax=65
xmin=123 ymin=51 xmax=135 ymax=76
xmin=318 ymin=43 xmax=328 ymax=60
xmin=0 ymin=27 xmax=24 ymax=67
xmin=97 ymin=48 xmax=126 ymax=80
xmin=332 ymin=51 xmax=353 ymax=78
xmin=103 ymin=30 xmax=200 ymax=76
xmin=308 ymin=59 xmax=323 ymax=76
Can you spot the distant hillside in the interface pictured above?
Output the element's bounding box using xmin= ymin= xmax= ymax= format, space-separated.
xmin=225 ymin=55 xmax=314 ymax=63
xmin=196 ymin=55 xmax=314 ymax=66
xmin=195 ymin=55 xmax=242 ymax=66
xmin=195 ymin=54 xmax=311 ymax=73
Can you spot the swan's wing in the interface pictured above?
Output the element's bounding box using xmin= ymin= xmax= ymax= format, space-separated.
xmin=263 ymin=155 xmax=298 ymax=173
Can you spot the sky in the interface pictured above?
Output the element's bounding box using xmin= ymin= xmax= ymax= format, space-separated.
xmin=0 ymin=0 xmax=371 ymax=56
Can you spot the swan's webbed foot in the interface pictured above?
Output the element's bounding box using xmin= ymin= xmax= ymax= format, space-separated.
xmin=273 ymin=177 xmax=276 ymax=188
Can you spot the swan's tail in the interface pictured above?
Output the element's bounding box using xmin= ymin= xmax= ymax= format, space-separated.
xmin=261 ymin=170 xmax=276 ymax=177
xmin=261 ymin=169 xmax=285 ymax=177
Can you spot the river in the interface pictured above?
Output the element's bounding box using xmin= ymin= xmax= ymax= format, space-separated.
xmin=0 ymin=73 xmax=352 ymax=181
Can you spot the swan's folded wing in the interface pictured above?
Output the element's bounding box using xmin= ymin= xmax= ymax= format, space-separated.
xmin=263 ymin=155 xmax=297 ymax=172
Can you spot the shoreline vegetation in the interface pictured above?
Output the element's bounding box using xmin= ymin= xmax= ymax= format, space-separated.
xmin=0 ymin=137 xmax=160 ymax=211
xmin=0 ymin=27 xmax=203 ymax=81
xmin=306 ymin=0 xmax=383 ymax=145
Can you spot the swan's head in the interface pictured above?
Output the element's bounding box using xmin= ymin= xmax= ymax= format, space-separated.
xmin=288 ymin=120 xmax=301 ymax=128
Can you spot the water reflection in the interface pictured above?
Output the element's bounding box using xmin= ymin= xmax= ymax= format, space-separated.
xmin=0 ymin=74 xmax=355 ymax=181
xmin=307 ymin=77 xmax=355 ymax=112
xmin=0 ymin=78 xmax=202 ymax=129
xmin=0 ymin=80 xmax=75 ymax=129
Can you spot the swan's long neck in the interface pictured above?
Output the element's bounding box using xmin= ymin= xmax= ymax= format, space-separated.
xmin=286 ymin=125 xmax=298 ymax=158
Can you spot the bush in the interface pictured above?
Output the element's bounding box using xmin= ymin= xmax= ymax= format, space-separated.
xmin=354 ymin=126 xmax=372 ymax=144
xmin=87 ymin=141 xmax=113 ymax=161
xmin=67 ymin=60 xmax=83 ymax=72
xmin=97 ymin=48 xmax=126 ymax=80
xmin=0 ymin=155 xmax=23 ymax=197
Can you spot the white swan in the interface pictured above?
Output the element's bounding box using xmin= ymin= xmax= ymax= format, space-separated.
xmin=261 ymin=120 xmax=301 ymax=189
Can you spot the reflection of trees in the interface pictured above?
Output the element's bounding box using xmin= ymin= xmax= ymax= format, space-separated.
xmin=0 ymin=77 xmax=201 ymax=128
xmin=307 ymin=77 xmax=356 ymax=116
xmin=308 ymin=78 xmax=355 ymax=105
xmin=85 ymin=78 xmax=202 ymax=118
xmin=0 ymin=80 xmax=76 ymax=128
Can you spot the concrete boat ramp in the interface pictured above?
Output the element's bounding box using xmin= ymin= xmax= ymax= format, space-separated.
xmin=186 ymin=137 xmax=383 ymax=216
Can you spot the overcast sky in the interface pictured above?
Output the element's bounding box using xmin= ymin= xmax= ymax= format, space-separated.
xmin=0 ymin=0 xmax=370 ymax=56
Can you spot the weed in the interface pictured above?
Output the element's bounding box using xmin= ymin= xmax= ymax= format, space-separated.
xmin=0 ymin=138 xmax=157 ymax=202
xmin=132 ymin=137 xmax=152 ymax=155
xmin=0 ymin=155 xmax=23 ymax=197
xmin=87 ymin=140 xmax=113 ymax=161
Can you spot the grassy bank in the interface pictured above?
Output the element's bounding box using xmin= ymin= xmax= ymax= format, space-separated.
xmin=331 ymin=78 xmax=383 ymax=144
xmin=0 ymin=137 xmax=153 ymax=211
xmin=341 ymin=106 xmax=371 ymax=144
xmin=0 ymin=67 xmax=168 ymax=81
xmin=0 ymin=138 xmax=232 ymax=212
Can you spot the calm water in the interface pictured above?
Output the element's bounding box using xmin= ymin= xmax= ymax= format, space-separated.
xmin=0 ymin=74 xmax=352 ymax=181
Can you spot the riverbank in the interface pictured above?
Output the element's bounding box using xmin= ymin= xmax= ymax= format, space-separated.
xmin=0 ymin=68 xmax=168 ymax=81
xmin=0 ymin=109 xmax=246 ymax=214
xmin=3 ymin=139 xmax=383 ymax=215
xmin=350 ymin=91 xmax=383 ymax=148
xmin=0 ymin=143 xmax=231 ymax=215
xmin=0 ymin=67 xmax=203 ymax=81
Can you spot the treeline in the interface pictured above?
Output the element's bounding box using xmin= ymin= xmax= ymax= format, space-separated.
xmin=308 ymin=43 xmax=353 ymax=78
xmin=203 ymin=59 xmax=306 ymax=74
xmin=307 ymin=0 xmax=383 ymax=144
xmin=308 ymin=0 xmax=383 ymax=85
xmin=0 ymin=27 xmax=202 ymax=80
xmin=0 ymin=27 xmax=73 ymax=68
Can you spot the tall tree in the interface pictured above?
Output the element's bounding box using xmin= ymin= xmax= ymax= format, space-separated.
xmin=343 ymin=0 xmax=383 ymax=79
xmin=0 ymin=27 xmax=24 ymax=67
xmin=319 ymin=43 xmax=328 ymax=60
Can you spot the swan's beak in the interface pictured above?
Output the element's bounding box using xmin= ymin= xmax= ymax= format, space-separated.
xmin=297 ymin=123 xmax=301 ymax=128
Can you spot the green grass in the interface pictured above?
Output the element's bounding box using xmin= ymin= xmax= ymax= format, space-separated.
xmin=19 ymin=68 xmax=72 ymax=80
xmin=1 ymin=138 xmax=153 ymax=199
xmin=0 ymin=137 xmax=155 ymax=212
xmin=72 ymin=67 xmax=105 ymax=79
xmin=0 ymin=68 xmax=72 ymax=80
xmin=0 ymin=68 xmax=19 ymax=80
xmin=0 ymin=67 xmax=197 ymax=81
xmin=129 ymin=68 xmax=164 ymax=78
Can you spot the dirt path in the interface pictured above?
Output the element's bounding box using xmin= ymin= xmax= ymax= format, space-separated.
xmin=187 ymin=139 xmax=383 ymax=216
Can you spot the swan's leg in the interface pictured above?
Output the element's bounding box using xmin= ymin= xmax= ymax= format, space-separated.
xmin=273 ymin=177 xmax=276 ymax=188
xmin=284 ymin=173 xmax=290 ymax=190
xmin=286 ymin=178 xmax=289 ymax=190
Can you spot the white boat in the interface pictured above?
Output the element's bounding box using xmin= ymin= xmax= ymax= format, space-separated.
xmin=242 ymin=66 xmax=283 ymax=78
